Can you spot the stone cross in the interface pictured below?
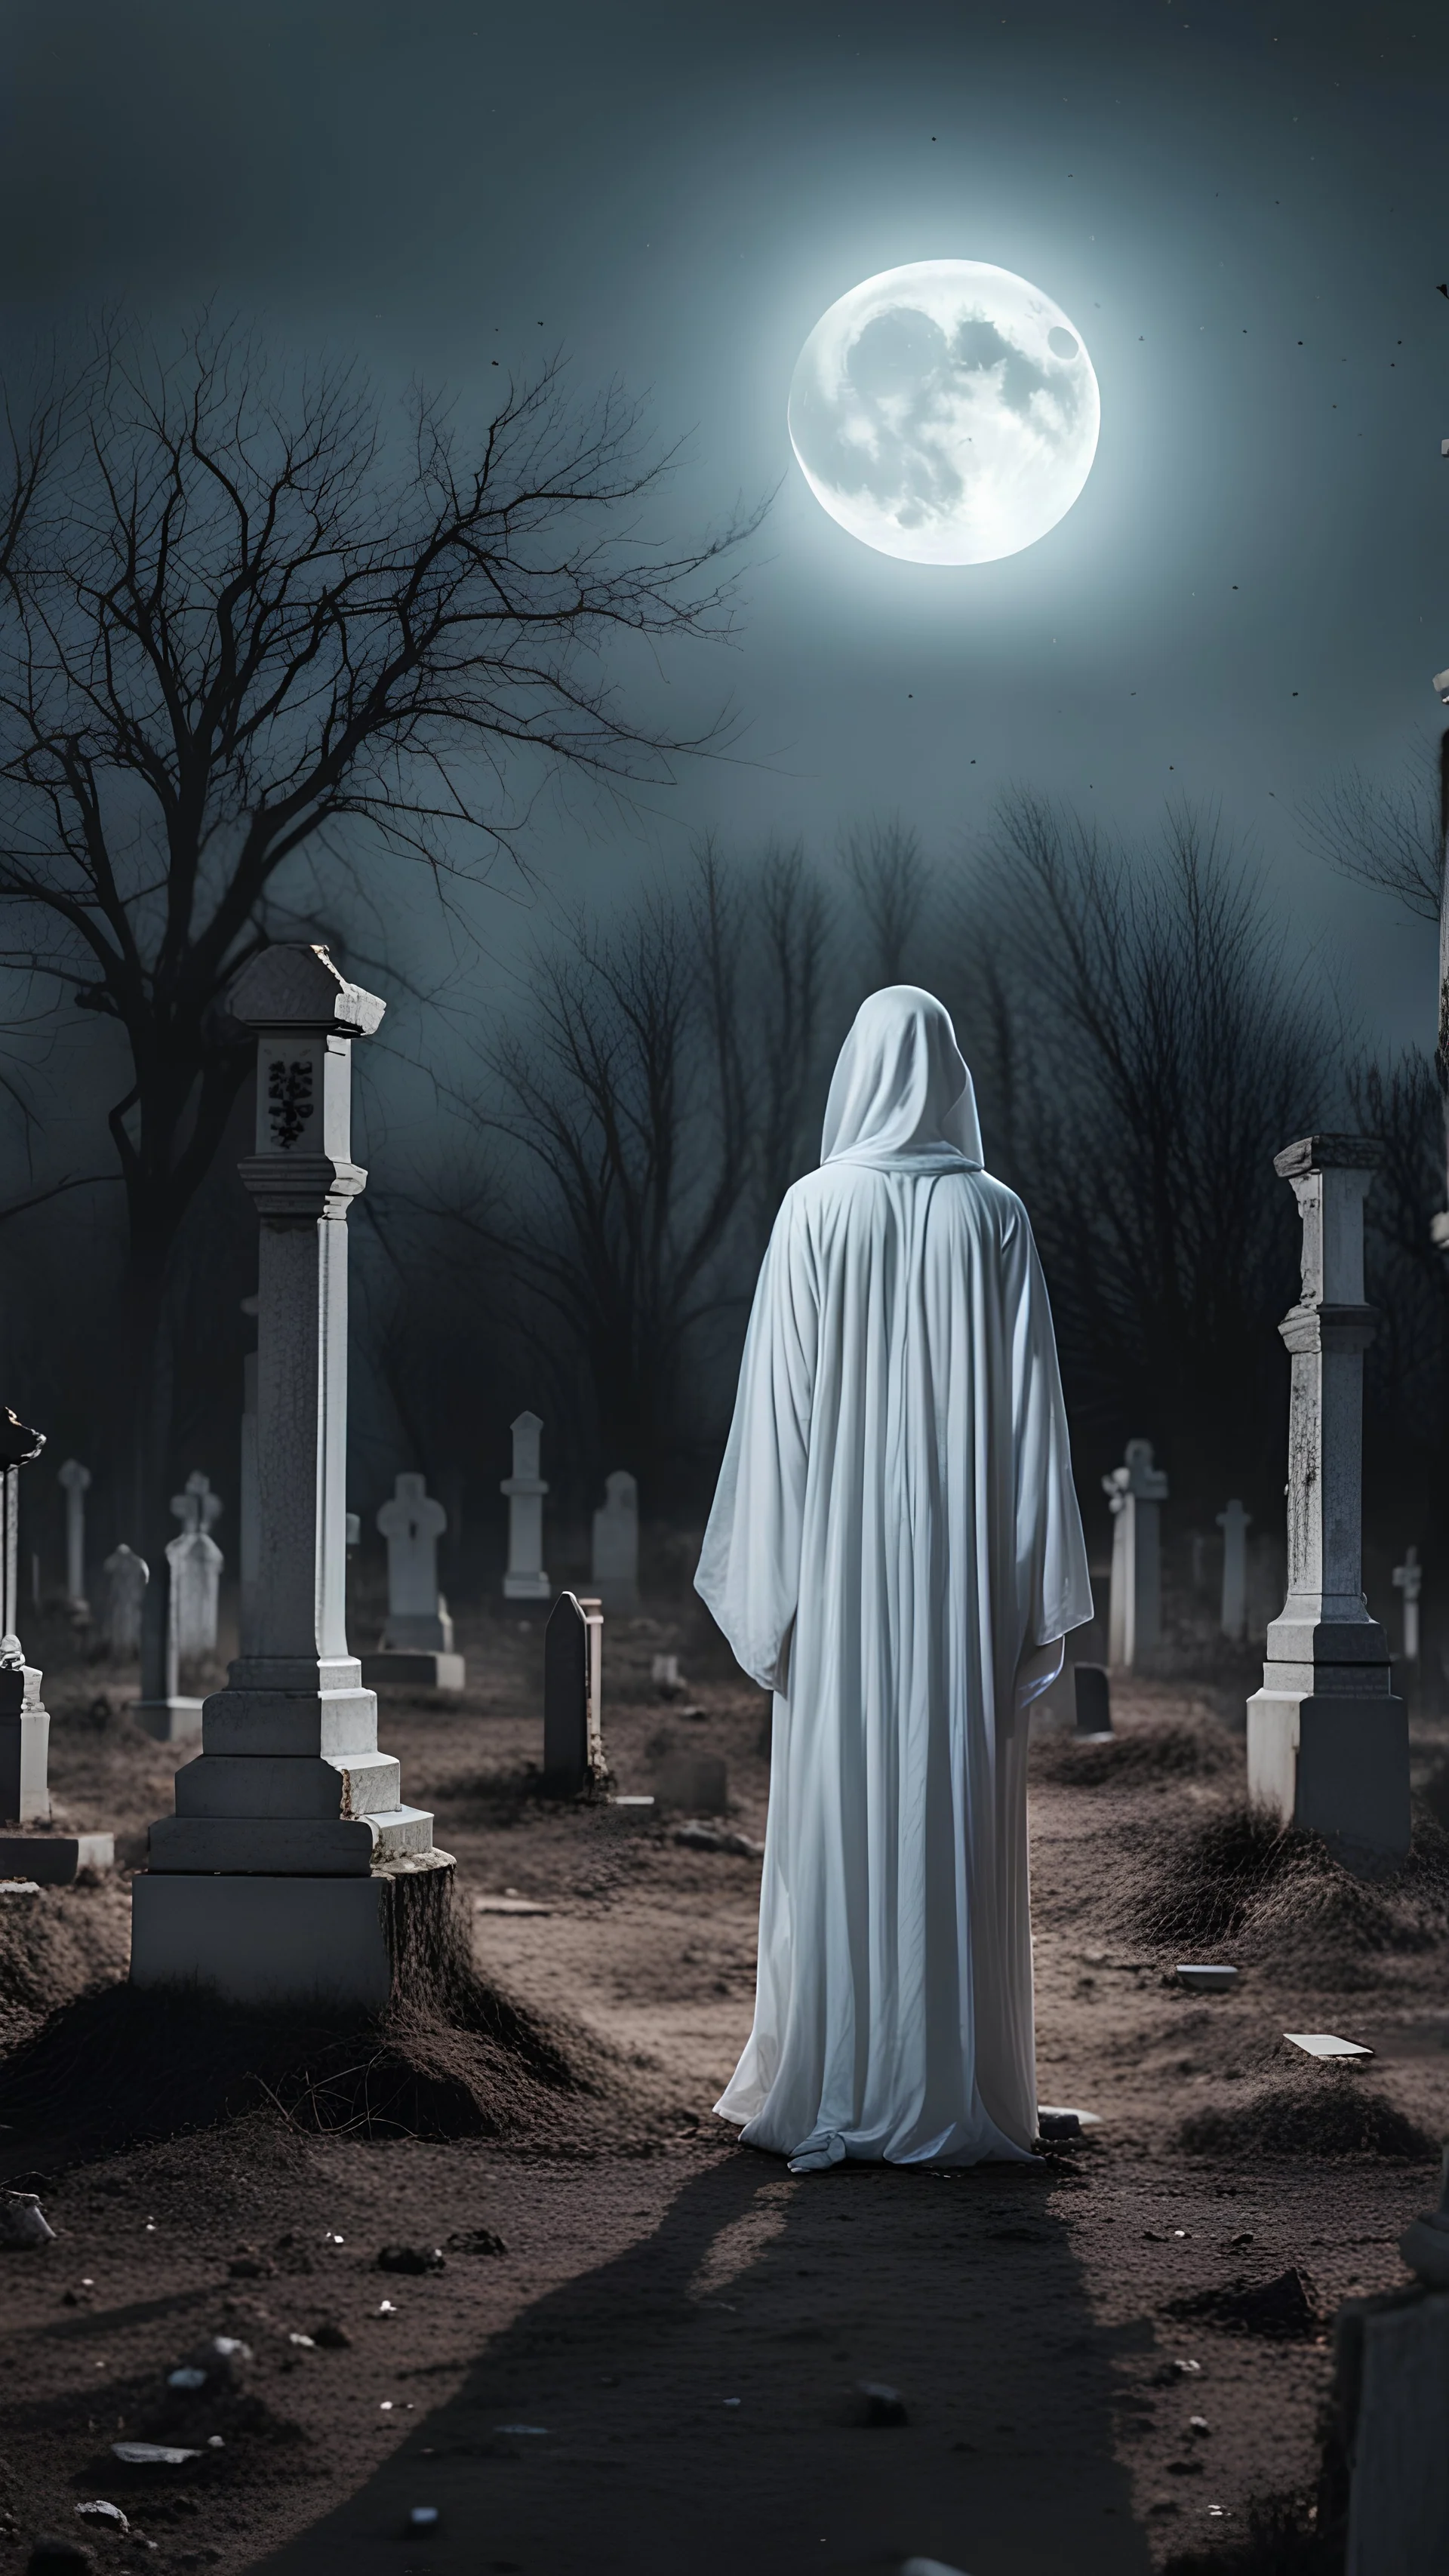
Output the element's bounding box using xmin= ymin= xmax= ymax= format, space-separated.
xmin=168 ymin=1473 xmax=223 ymax=1660
xmin=377 ymin=1473 xmax=453 ymax=1653
xmin=501 ymin=1411 xmax=550 ymax=1602
xmin=103 ymin=1544 xmax=149 ymax=1658
xmin=1102 ymin=1439 xmax=1169 ymax=1667
xmin=133 ymin=942 xmax=448 ymax=2010
xmin=543 ymin=1590 xmax=607 ymax=1796
xmin=0 ymin=1408 xmax=48 ymax=1826
xmin=57 ymin=1459 xmax=91 ymax=1616
xmin=1246 ymin=1134 xmax=1408 ymax=1867
xmin=591 ymin=1470 xmax=640 ymax=1614
xmin=1392 ymin=1547 xmax=1422 ymax=1667
xmin=1217 ymin=1499 xmax=1252 ymax=1642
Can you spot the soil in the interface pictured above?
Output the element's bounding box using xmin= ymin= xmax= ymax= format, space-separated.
xmin=2 ymin=1595 xmax=1446 ymax=2576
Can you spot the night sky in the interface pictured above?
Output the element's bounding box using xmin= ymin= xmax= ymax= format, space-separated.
xmin=5 ymin=0 xmax=1448 ymax=1051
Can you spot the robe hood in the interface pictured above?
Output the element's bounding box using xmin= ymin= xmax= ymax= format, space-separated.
xmin=820 ymin=985 xmax=984 ymax=1171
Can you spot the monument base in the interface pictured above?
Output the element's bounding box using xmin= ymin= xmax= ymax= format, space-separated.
xmin=130 ymin=1848 xmax=457 ymax=2010
xmin=134 ymin=1695 xmax=205 ymax=1743
xmin=0 ymin=1829 xmax=114 ymax=1884
xmin=360 ymin=1651 xmax=466 ymax=1696
xmin=1247 ymin=1685 xmax=1411 ymax=1867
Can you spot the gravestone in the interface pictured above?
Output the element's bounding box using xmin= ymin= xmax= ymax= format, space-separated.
xmin=132 ymin=942 xmax=452 ymax=2009
xmin=1102 ymin=1439 xmax=1169 ymax=1667
xmin=0 ymin=1408 xmax=112 ymax=1882
xmin=1217 ymin=1499 xmax=1252 ymax=1642
xmin=1246 ymin=1136 xmax=1409 ymax=1867
xmin=168 ymin=1473 xmax=223 ymax=1660
xmin=592 ymin=1470 xmax=640 ymax=1614
xmin=57 ymin=1458 xmax=91 ymax=1618
xmin=1073 ymin=1664 xmax=1112 ymax=1737
xmin=501 ymin=1412 xmax=550 ymax=1602
xmin=361 ymin=1473 xmax=465 ymax=1694
xmin=1392 ymin=1548 xmax=1421 ymax=1667
xmin=543 ymin=1590 xmax=607 ymax=1796
xmin=1339 ymin=2256 xmax=1449 ymax=2574
xmin=103 ymin=1545 xmax=148 ymax=1657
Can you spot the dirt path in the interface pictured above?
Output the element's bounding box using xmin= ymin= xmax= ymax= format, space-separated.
xmin=2 ymin=1599 xmax=1446 ymax=2572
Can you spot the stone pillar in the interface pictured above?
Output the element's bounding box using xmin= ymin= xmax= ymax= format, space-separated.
xmin=361 ymin=1473 xmax=465 ymax=1693
xmin=0 ymin=1409 xmax=112 ymax=1880
xmin=1217 ymin=1499 xmax=1252 ymax=1642
xmin=57 ymin=1459 xmax=91 ymax=1618
xmin=1246 ymin=1135 xmax=1409 ymax=1866
xmin=239 ymin=1295 xmax=260 ymax=1648
xmin=591 ymin=1470 xmax=640 ymax=1614
xmin=543 ymin=1590 xmax=607 ymax=1796
xmin=168 ymin=1473 xmax=223 ymax=1661
xmin=501 ymin=1412 xmax=550 ymax=1602
xmin=132 ymin=943 xmax=452 ymax=2009
xmin=1102 ymin=1439 xmax=1169 ymax=1667
xmin=1392 ymin=1548 xmax=1422 ymax=1668
xmin=103 ymin=1545 xmax=148 ymax=1657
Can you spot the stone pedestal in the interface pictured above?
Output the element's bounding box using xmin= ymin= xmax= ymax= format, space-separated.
xmin=1247 ymin=1136 xmax=1410 ymax=1867
xmin=132 ymin=944 xmax=453 ymax=2008
xmin=502 ymin=1413 xmax=550 ymax=1602
xmin=592 ymin=1470 xmax=640 ymax=1614
xmin=1218 ymin=1499 xmax=1251 ymax=1642
xmin=1102 ymin=1439 xmax=1168 ymax=1667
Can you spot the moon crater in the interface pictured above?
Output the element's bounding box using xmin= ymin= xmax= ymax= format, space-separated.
xmin=789 ymin=259 xmax=1100 ymax=564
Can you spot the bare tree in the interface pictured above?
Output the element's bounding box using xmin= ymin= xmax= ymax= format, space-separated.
xmin=1300 ymin=732 xmax=1448 ymax=925
xmin=0 ymin=319 xmax=762 ymax=1525
xmin=953 ymin=796 xmax=1333 ymax=1507
xmin=841 ymin=817 xmax=934 ymax=986
xmin=753 ymin=839 xmax=831 ymax=1227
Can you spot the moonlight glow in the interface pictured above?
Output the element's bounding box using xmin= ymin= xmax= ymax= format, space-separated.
xmin=788 ymin=259 xmax=1100 ymax=565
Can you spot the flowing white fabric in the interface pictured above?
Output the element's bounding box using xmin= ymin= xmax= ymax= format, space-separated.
xmin=697 ymin=986 xmax=1092 ymax=2169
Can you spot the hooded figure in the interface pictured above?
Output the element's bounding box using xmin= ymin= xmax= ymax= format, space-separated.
xmin=696 ymin=986 xmax=1092 ymax=2170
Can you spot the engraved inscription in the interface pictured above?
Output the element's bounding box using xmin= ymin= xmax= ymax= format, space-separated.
xmin=267 ymin=1056 xmax=315 ymax=1150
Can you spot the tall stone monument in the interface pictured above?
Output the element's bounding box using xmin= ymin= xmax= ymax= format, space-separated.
xmin=501 ymin=1412 xmax=550 ymax=1602
xmin=1246 ymin=1135 xmax=1409 ymax=1867
xmin=1102 ymin=1438 xmax=1169 ymax=1667
xmin=58 ymin=1458 xmax=91 ymax=1619
xmin=103 ymin=1544 xmax=148 ymax=1657
xmin=167 ymin=1472 xmax=223 ymax=1661
xmin=591 ymin=1470 xmax=640 ymax=1614
xmin=1217 ymin=1498 xmax=1252 ymax=1642
xmin=360 ymin=1473 xmax=465 ymax=1694
xmin=0 ymin=1408 xmax=112 ymax=1883
xmin=132 ymin=944 xmax=453 ymax=2008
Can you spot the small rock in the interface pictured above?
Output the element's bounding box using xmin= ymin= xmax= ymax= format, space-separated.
xmin=377 ymin=2244 xmax=445 ymax=2276
xmin=312 ymin=2322 xmax=352 ymax=2349
xmin=1 ymin=2190 xmax=56 ymax=2248
xmin=408 ymin=2507 xmax=440 ymax=2531
xmin=446 ymin=2227 xmax=507 ymax=2257
xmin=75 ymin=2504 xmax=128 ymax=2534
xmin=226 ymin=2249 xmax=273 ymax=2279
xmin=900 ymin=2562 xmax=971 ymax=2576
xmin=183 ymin=2337 xmax=251 ymax=2387
xmin=166 ymin=2369 xmax=208 ymax=2392
xmin=287 ymin=2331 xmax=315 ymax=2350
xmin=111 ymin=2445 xmax=201 ymax=2467
xmin=1189 ymin=2414 xmax=1211 ymax=2436
xmin=857 ymin=2381 xmax=908 ymax=2428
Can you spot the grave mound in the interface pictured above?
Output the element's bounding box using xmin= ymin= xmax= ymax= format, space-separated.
xmin=1165 ymin=2262 xmax=1326 ymax=2338
xmin=1177 ymin=2076 xmax=1434 ymax=2165
xmin=0 ymin=1888 xmax=614 ymax=2159
xmin=1124 ymin=1799 xmax=1449 ymax=1964
xmin=1032 ymin=1716 xmax=1238 ymax=1789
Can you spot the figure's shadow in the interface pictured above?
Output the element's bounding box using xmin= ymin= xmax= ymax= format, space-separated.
xmin=253 ymin=2142 xmax=1150 ymax=2576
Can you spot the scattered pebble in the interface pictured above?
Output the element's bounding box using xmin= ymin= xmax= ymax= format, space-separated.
xmin=377 ymin=2301 xmax=398 ymax=2316
xmin=111 ymin=2445 xmax=199 ymax=2468
xmin=493 ymin=2424 xmax=549 ymax=2436
xmin=1189 ymin=2415 xmax=1211 ymax=2436
xmin=1 ymin=2190 xmax=55 ymax=2248
xmin=380 ymin=2401 xmax=394 ymax=2411
xmin=408 ymin=2507 xmax=439 ymax=2530
xmin=288 ymin=2333 xmax=315 ymax=2350
xmin=166 ymin=2369 xmax=207 ymax=2392
xmin=377 ymin=2244 xmax=445 ymax=2276
xmin=312 ymin=2322 xmax=352 ymax=2349
xmin=74 ymin=2504 xmax=128 ymax=2534
xmin=206 ymin=2439 xmax=223 ymax=2451
xmin=722 ymin=2397 xmax=740 ymax=2407
xmin=857 ymin=2381 xmax=908 ymax=2428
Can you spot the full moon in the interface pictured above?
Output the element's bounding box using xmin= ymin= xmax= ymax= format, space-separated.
xmin=788 ymin=259 xmax=1100 ymax=565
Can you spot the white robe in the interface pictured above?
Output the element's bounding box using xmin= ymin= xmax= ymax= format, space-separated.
xmin=696 ymin=986 xmax=1092 ymax=2169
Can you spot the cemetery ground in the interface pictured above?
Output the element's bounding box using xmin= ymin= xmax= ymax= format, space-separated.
xmin=2 ymin=1594 xmax=1447 ymax=2576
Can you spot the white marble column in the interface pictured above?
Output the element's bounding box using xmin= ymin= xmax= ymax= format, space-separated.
xmin=1102 ymin=1439 xmax=1168 ymax=1667
xmin=133 ymin=944 xmax=451 ymax=2006
xmin=1246 ymin=1134 xmax=1409 ymax=1864
xmin=501 ymin=1412 xmax=550 ymax=1601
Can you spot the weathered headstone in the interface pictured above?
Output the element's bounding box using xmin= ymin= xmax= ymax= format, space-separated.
xmin=1246 ymin=1136 xmax=1409 ymax=1867
xmin=1393 ymin=1548 xmax=1422 ymax=1667
xmin=1073 ymin=1663 xmax=1112 ymax=1737
xmin=1102 ymin=1439 xmax=1169 ymax=1667
xmin=543 ymin=1590 xmax=607 ymax=1796
xmin=0 ymin=1408 xmax=112 ymax=1881
xmin=361 ymin=1473 xmax=465 ymax=1694
xmin=168 ymin=1473 xmax=223 ymax=1661
xmin=652 ymin=1652 xmax=684 ymax=1699
xmin=500 ymin=1412 xmax=550 ymax=1602
xmin=132 ymin=942 xmax=452 ymax=2009
xmin=103 ymin=1544 xmax=149 ymax=1657
xmin=57 ymin=1458 xmax=91 ymax=1618
xmin=1217 ymin=1498 xmax=1252 ymax=1642
xmin=591 ymin=1470 xmax=640 ymax=1614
